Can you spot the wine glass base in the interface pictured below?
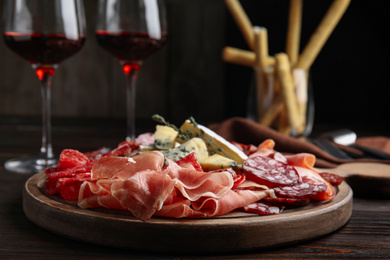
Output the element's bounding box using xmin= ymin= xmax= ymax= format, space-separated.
xmin=4 ymin=156 xmax=57 ymax=174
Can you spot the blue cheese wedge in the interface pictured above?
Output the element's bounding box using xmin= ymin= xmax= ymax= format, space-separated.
xmin=163 ymin=137 xmax=209 ymax=162
xmin=177 ymin=121 xmax=248 ymax=165
xmin=154 ymin=125 xmax=178 ymax=150
xmin=201 ymin=154 xmax=237 ymax=171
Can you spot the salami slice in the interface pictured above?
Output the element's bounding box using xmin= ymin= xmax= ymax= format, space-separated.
xmin=56 ymin=149 xmax=89 ymax=169
xmin=102 ymin=143 xmax=132 ymax=157
xmin=232 ymin=173 xmax=246 ymax=190
xmin=263 ymin=197 xmax=310 ymax=208
xmin=273 ymin=176 xmax=327 ymax=199
xmin=243 ymin=202 xmax=283 ymax=215
xmin=231 ymin=141 xmax=258 ymax=156
xmin=243 ymin=156 xmax=299 ymax=187
xmin=57 ymin=173 xmax=93 ymax=201
xmin=319 ymin=172 xmax=344 ymax=186
xmin=175 ymin=152 xmax=203 ymax=171
xmin=273 ymin=152 xmax=288 ymax=164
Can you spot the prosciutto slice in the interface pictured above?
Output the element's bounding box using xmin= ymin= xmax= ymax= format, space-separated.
xmin=78 ymin=174 xmax=175 ymax=221
xmin=79 ymin=152 xmax=175 ymax=221
xmin=166 ymin=161 xmax=234 ymax=201
xmin=192 ymin=189 xmax=271 ymax=217
xmin=91 ymin=151 xmax=165 ymax=180
xmin=155 ymin=189 xmax=271 ymax=218
xmin=78 ymin=151 xmax=250 ymax=221
xmin=155 ymin=198 xmax=208 ymax=218
xmin=285 ymin=153 xmax=316 ymax=169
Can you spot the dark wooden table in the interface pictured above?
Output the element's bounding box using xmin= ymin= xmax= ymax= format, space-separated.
xmin=1 ymin=117 xmax=389 ymax=259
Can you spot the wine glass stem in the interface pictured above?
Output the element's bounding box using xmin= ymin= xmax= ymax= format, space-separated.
xmin=123 ymin=64 xmax=140 ymax=141
xmin=35 ymin=66 xmax=55 ymax=160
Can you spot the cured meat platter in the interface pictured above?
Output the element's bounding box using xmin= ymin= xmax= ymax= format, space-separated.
xmin=23 ymin=172 xmax=352 ymax=254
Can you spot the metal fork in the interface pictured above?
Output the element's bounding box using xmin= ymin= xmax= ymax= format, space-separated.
xmin=309 ymin=137 xmax=353 ymax=160
xmin=321 ymin=129 xmax=390 ymax=160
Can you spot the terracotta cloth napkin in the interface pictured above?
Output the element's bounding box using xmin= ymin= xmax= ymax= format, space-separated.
xmin=208 ymin=117 xmax=390 ymax=168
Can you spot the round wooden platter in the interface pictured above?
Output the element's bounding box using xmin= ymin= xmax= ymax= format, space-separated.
xmin=23 ymin=172 xmax=353 ymax=254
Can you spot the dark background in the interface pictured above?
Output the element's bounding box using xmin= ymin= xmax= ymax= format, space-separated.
xmin=0 ymin=0 xmax=389 ymax=135
xmin=225 ymin=0 xmax=390 ymax=132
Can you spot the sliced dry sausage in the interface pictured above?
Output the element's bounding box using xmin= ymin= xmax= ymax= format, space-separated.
xmin=243 ymin=202 xmax=284 ymax=215
xmin=319 ymin=172 xmax=344 ymax=186
xmin=273 ymin=176 xmax=327 ymax=199
xmin=243 ymin=156 xmax=300 ymax=187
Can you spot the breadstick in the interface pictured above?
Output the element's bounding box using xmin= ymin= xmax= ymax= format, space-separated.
xmin=225 ymin=0 xmax=254 ymax=50
xmin=286 ymin=0 xmax=303 ymax=66
xmin=292 ymin=68 xmax=308 ymax=128
xmin=222 ymin=46 xmax=275 ymax=68
xmin=275 ymin=53 xmax=305 ymax=135
xmin=294 ymin=0 xmax=350 ymax=70
xmin=254 ymin=27 xmax=274 ymax=122
xmin=259 ymin=97 xmax=283 ymax=127
xmin=222 ymin=47 xmax=255 ymax=67
xmin=254 ymin=28 xmax=266 ymax=121
xmin=254 ymin=26 xmax=270 ymax=71
xmin=278 ymin=106 xmax=291 ymax=136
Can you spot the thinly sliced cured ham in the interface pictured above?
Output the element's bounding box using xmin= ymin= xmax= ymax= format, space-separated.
xmin=77 ymin=178 xmax=116 ymax=207
xmin=78 ymin=171 xmax=176 ymax=221
xmin=248 ymin=140 xmax=288 ymax=164
xmin=166 ymin=160 xmax=234 ymax=201
xmin=258 ymin=139 xmax=276 ymax=151
xmin=156 ymin=189 xmax=272 ymax=218
xmin=235 ymin=180 xmax=274 ymax=195
xmin=78 ymin=152 xmax=240 ymax=221
xmin=192 ymin=189 xmax=271 ymax=217
xmin=91 ymin=151 xmax=165 ymax=180
xmin=155 ymin=198 xmax=207 ymax=218
xmin=78 ymin=179 xmax=116 ymax=208
xmin=110 ymin=170 xmax=176 ymax=220
xmin=285 ymin=153 xmax=316 ymax=169
xmin=249 ymin=139 xmax=276 ymax=158
xmin=78 ymin=152 xmax=173 ymax=221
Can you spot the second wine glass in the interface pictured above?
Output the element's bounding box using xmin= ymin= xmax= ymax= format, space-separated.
xmin=96 ymin=0 xmax=168 ymax=141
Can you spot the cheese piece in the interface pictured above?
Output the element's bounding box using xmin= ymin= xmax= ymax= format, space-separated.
xmin=177 ymin=121 xmax=248 ymax=164
xmin=201 ymin=154 xmax=237 ymax=171
xmin=140 ymin=144 xmax=156 ymax=151
xmin=154 ymin=125 xmax=178 ymax=150
xmin=163 ymin=137 xmax=209 ymax=162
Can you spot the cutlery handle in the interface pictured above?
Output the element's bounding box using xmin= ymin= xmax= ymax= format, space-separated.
xmin=351 ymin=144 xmax=390 ymax=160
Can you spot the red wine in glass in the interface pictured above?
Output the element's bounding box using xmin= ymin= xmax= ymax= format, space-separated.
xmin=96 ymin=31 xmax=166 ymax=64
xmin=2 ymin=0 xmax=86 ymax=174
xmin=96 ymin=0 xmax=168 ymax=141
xmin=4 ymin=32 xmax=86 ymax=65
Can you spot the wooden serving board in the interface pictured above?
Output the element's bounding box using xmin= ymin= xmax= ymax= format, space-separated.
xmin=23 ymin=172 xmax=352 ymax=254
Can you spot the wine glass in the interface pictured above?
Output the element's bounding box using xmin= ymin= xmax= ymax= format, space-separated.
xmin=2 ymin=0 xmax=86 ymax=174
xmin=96 ymin=0 xmax=168 ymax=141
